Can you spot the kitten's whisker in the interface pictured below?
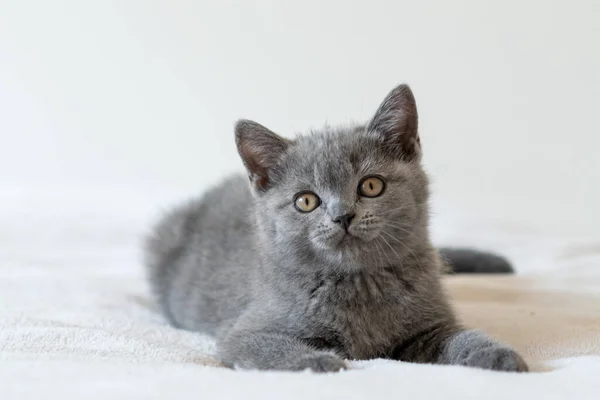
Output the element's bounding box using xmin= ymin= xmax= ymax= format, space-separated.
xmin=381 ymin=230 xmax=425 ymax=274
xmin=378 ymin=234 xmax=401 ymax=263
xmin=380 ymin=231 xmax=406 ymax=262
xmin=374 ymin=240 xmax=386 ymax=271
xmin=382 ymin=220 xmax=411 ymax=229
xmin=376 ymin=236 xmax=394 ymax=271
xmin=378 ymin=234 xmax=405 ymax=280
xmin=383 ymin=222 xmax=413 ymax=236
xmin=382 ymin=207 xmax=410 ymax=215
xmin=380 ymin=230 xmax=404 ymax=244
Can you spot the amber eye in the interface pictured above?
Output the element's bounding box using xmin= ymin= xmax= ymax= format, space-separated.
xmin=358 ymin=176 xmax=386 ymax=198
xmin=294 ymin=191 xmax=321 ymax=213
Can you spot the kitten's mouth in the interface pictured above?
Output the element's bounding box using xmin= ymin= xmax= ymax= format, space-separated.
xmin=336 ymin=232 xmax=361 ymax=247
xmin=341 ymin=233 xmax=355 ymax=242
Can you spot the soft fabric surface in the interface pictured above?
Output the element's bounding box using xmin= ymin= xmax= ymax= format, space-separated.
xmin=1 ymin=188 xmax=599 ymax=399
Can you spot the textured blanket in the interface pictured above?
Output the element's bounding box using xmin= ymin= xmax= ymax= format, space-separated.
xmin=1 ymin=188 xmax=599 ymax=399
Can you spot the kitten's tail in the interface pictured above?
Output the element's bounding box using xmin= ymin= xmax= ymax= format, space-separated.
xmin=144 ymin=199 xmax=200 ymax=322
xmin=439 ymin=248 xmax=514 ymax=274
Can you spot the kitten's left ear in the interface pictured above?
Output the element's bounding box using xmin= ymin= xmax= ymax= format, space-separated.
xmin=235 ymin=119 xmax=292 ymax=193
xmin=367 ymin=84 xmax=421 ymax=161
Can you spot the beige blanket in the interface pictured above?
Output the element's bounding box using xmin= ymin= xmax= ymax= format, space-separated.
xmin=448 ymin=274 xmax=600 ymax=372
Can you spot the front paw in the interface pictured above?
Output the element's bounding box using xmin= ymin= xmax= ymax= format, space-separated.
xmin=292 ymin=352 xmax=348 ymax=373
xmin=464 ymin=347 xmax=528 ymax=372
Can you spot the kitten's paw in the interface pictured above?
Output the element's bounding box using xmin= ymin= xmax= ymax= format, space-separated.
xmin=464 ymin=347 xmax=528 ymax=372
xmin=293 ymin=353 xmax=348 ymax=373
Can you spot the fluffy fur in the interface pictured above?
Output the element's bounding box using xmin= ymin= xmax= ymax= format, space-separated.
xmin=144 ymin=84 xmax=527 ymax=373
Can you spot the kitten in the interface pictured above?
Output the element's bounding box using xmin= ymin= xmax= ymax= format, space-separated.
xmin=144 ymin=84 xmax=527 ymax=373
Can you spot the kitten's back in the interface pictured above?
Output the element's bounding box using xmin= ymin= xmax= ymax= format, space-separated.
xmin=144 ymin=175 xmax=255 ymax=334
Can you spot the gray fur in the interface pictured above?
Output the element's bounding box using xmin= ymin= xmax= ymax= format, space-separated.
xmin=144 ymin=84 xmax=527 ymax=373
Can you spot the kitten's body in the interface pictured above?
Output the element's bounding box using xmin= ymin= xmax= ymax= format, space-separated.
xmin=146 ymin=85 xmax=527 ymax=372
xmin=148 ymin=175 xmax=254 ymax=336
xmin=148 ymin=174 xmax=454 ymax=360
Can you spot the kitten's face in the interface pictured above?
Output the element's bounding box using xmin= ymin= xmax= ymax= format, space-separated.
xmin=236 ymin=84 xmax=427 ymax=271
xmin=258 ymin=128 xmax=428 ymax=270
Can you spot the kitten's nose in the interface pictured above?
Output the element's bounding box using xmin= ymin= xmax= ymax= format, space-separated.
xmin=333 ymin=213 xmax=355 ymax=231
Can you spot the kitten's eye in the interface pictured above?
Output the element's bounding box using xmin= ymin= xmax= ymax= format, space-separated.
xmin=294 ymin=191 xmax=321 ymax=213
xmin=358 ymin=176 xmax=386 ymax=198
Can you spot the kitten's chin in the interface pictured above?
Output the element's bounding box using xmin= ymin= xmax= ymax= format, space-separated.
xmin=328 ymin=234 xmax=371 ymax=264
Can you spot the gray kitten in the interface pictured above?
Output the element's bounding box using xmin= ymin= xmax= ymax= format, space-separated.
xmin=145 ymin=84 xmax=527 ymax=373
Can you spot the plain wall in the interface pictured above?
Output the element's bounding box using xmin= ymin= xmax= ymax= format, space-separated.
xmin=1 ymin=0 xmax=599 ymax=235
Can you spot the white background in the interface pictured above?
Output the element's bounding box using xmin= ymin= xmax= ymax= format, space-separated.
xmin=1 ymin=0 xmax=599 ymax=235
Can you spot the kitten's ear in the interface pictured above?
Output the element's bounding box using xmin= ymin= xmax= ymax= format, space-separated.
xmin=367 ymin=84 xmax=420 ymax=161
xmin=235 ymin=119 xmax=291 ymax=192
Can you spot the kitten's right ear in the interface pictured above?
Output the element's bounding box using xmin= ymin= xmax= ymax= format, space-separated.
xmin=235 ymin=119 xmax=291 ymax=193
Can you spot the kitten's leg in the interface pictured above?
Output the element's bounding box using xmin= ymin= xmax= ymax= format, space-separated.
xmin=218 ymin=330 xmax=348 ymax=372
xmin=439 ymin=248 xmax=514 ymax=274
xmin=391 ymin=325 xmax=528 ymax=372
xmin=440 ymin=330 xmax=528 ymax=371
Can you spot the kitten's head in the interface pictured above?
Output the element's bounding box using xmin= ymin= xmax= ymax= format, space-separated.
xmin=235 ymin=84 xmax=430 ymax=271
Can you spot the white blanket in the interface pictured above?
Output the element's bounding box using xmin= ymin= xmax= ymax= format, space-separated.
xmin=1 ymin=187 xmax=599 ymax=399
